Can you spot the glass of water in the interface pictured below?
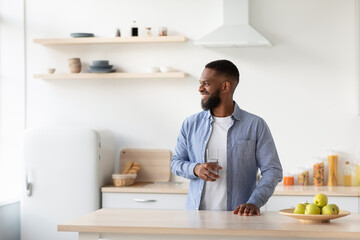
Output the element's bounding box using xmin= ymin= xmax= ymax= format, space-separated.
xmin=206 ymin=148 xmax=219 ymax=174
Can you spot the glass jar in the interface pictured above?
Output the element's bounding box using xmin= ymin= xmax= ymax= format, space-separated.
xmin=159 ymin=27 xmax=168 ymax=36
xmin=313 ymin=156 xmax=324 ymax=186
xmin=145 ymin=27 xmax=152 ymax=37
xmin=327 ymin=153 xmax=338 ymax=186
xmin=297 ymin=167 xmax=309 ymax=185
xmin=283 ymin=173 xmax=294 ymax=186
xmin=342 ymin=161 xmax=352 ymax=186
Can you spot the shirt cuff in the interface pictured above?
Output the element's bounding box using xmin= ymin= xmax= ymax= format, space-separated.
xmin=188 ymin=162 xmax=200 ymax=179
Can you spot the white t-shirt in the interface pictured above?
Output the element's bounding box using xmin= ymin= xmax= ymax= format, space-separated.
xmin=199 ymin=115 xmax=233 ymax=210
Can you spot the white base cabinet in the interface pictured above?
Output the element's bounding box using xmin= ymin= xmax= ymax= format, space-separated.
xmin=102 ymin=192 xmax=266 ymax=212
xmin=102 ymin=193 xmax=187 ymax=209
xmin=102 ymin=185 xmax=360 ymax=213
xmin=102 ymin=193 xmax=359 ymax=212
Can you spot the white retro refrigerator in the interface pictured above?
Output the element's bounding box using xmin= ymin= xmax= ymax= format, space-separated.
xmin=21 ymin=127 xmax=115 ymax=240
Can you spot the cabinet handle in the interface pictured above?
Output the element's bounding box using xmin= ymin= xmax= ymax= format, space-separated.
xmin=133 ymin=199 xmax=157 ymax=203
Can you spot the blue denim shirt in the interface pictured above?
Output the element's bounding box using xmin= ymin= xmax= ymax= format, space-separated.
xmin=171 ymin=102 xmax=283 ymax=210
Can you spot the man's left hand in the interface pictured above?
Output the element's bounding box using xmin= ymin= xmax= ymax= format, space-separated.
xmin=233 ymin=203 xmax=261 ymax=216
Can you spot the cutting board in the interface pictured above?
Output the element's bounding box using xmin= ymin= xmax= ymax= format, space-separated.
xmin=119 ymin=148 xmax=171 ymax=182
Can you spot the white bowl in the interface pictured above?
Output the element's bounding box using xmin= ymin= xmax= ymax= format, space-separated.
xmin=47 ymin=68 xmax=56 ymax=74
xmin=146 ymin=66 xmax=160 ymax=73
xmin=160 ymin=66 xmax=172 ymax=73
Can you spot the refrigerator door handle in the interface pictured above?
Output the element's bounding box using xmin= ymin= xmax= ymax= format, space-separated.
xmin=25 ymin=171 xmax=32 ymax=197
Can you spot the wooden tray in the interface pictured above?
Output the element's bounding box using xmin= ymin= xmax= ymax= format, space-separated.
xmin=119 ymin=148 xmax=171 ymax=182
xmin=278 ymin=208 xmax=350 ymax=223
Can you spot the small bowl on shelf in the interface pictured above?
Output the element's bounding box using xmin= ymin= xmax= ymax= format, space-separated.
xmin=93 ymin=60 xmax=109 ymax=66
xmin=146 ymin=66 xmax=160 ymax=73
xmin=112 ymin=174 xmax=137 ymax=187
xmin=70 ymin=33 xmax=94 ymax=38
xmin=160 ymin=66 xmax=173 ymax=73
xmin=47 ymin=68 xmax=56 ymax=74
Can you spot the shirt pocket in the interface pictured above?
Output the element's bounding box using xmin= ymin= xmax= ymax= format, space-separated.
xmin=232 ymin=140 xmax=256 ymax=169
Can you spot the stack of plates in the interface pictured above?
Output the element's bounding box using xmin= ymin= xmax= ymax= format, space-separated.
xmin=88 ymin=60 xmax=115 ymax=73
xmin=70 ymin=33 xmax=94 ymax=38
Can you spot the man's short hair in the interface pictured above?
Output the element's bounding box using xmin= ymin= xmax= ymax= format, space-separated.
xmin=205 ymin=59 xmax=239 ymax=83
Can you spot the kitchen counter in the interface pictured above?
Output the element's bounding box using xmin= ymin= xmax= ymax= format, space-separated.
xmin=102 ymin=182 xmax=360 ymax=196
xmin=274 ymin=185 xmax=360 ymax=196
xmin=101 ymin=182 xmax=189 ymax=194
xmin=58 ymin=208 xmax=360 ymax=240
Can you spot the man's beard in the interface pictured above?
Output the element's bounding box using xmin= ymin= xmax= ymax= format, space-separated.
xmin=201 ymin=89 xmax=221 ymax=110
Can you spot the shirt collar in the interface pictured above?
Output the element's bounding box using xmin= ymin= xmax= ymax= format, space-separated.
xmin=204 ymin=101 xmax=242 ymax=121
xmin=232 ymin=101 xmax=241 ymax=121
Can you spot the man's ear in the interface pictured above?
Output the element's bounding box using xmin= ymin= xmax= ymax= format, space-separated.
xmin=222 ymin=81 xmax=231 ymax=93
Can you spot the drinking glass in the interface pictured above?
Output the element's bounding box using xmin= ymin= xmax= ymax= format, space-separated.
xmin=206 ymin=148 xmax=219 ymax=174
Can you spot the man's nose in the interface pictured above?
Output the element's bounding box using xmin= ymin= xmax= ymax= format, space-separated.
xmin=198 ymin=83 xmax=204 ymax=92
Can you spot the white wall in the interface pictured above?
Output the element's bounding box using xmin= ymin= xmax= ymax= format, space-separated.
xmin=25 ymin=0 xmax=360 ymax=182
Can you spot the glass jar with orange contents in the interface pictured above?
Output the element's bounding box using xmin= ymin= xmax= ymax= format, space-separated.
xmin=313 ymin=156 xmax=325 ymax=186
xmin=283 ymin=173 xmax=294 ymax=186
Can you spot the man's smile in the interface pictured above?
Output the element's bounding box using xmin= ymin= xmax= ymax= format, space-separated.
xmin=200 ymin=91 xmax=209 ymax=100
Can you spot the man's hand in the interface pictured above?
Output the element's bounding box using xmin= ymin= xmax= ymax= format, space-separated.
xmin=233 ymin=203 xmax=261 ymax=216
xmin=194 ymin=163 xmax=222 ymax=181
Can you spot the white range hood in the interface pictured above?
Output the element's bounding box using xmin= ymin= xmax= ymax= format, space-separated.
xmin=194 ymin=0 xmax=272 ymax=47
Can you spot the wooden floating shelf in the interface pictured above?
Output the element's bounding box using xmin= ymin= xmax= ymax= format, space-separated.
xmin=34 ymin=72 xmax=187 ymax=80
xmin=33 ymin=36 xmax=187 ymax=45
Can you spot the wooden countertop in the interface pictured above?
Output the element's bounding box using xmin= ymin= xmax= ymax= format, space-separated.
xmin=58 ymin=208 xmax=360 ymax=239
xmin=273 ymin=185 xmax=360 ymax=197
xmin=101 ymin=182 xmax=189 ymax=194
xmin=102 ymin=182 xmax=360 ymax=196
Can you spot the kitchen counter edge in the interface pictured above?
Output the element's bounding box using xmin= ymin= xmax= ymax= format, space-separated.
xmin=102 ymin=183 xmax=360 ymax=196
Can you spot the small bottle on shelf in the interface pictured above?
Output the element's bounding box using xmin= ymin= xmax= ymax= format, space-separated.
xmin=342 ymin=161 xmax=352 ymax=186
xmin=115 ymin=28 xmax=121 ymax=37
xmin=131 ymin=20 xmax=138 ymax=37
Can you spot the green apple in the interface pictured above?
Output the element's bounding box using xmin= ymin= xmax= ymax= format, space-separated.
xmin=294 ymin=203 xmax=306 ymax=214
xmin=305 ymin=203 xmax=321 ymax=214
xmin=321 ymin=205 xmax=338 ymax=215
xmin=313 ymin=193 xmax=328 ymax=208
xmin=327 ymin=204 xmax=340 ymax=214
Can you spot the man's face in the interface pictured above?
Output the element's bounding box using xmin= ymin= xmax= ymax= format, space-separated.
xmin=199 ymin=68 xmax=224 ymax=110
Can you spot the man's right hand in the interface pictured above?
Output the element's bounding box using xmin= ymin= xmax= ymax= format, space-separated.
xmin=194 ymin=163 xmax=222 ymax=181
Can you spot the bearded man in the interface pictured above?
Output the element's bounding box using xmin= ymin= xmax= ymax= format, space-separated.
xmin=171 ymin=59 xmax=283 ymax=216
